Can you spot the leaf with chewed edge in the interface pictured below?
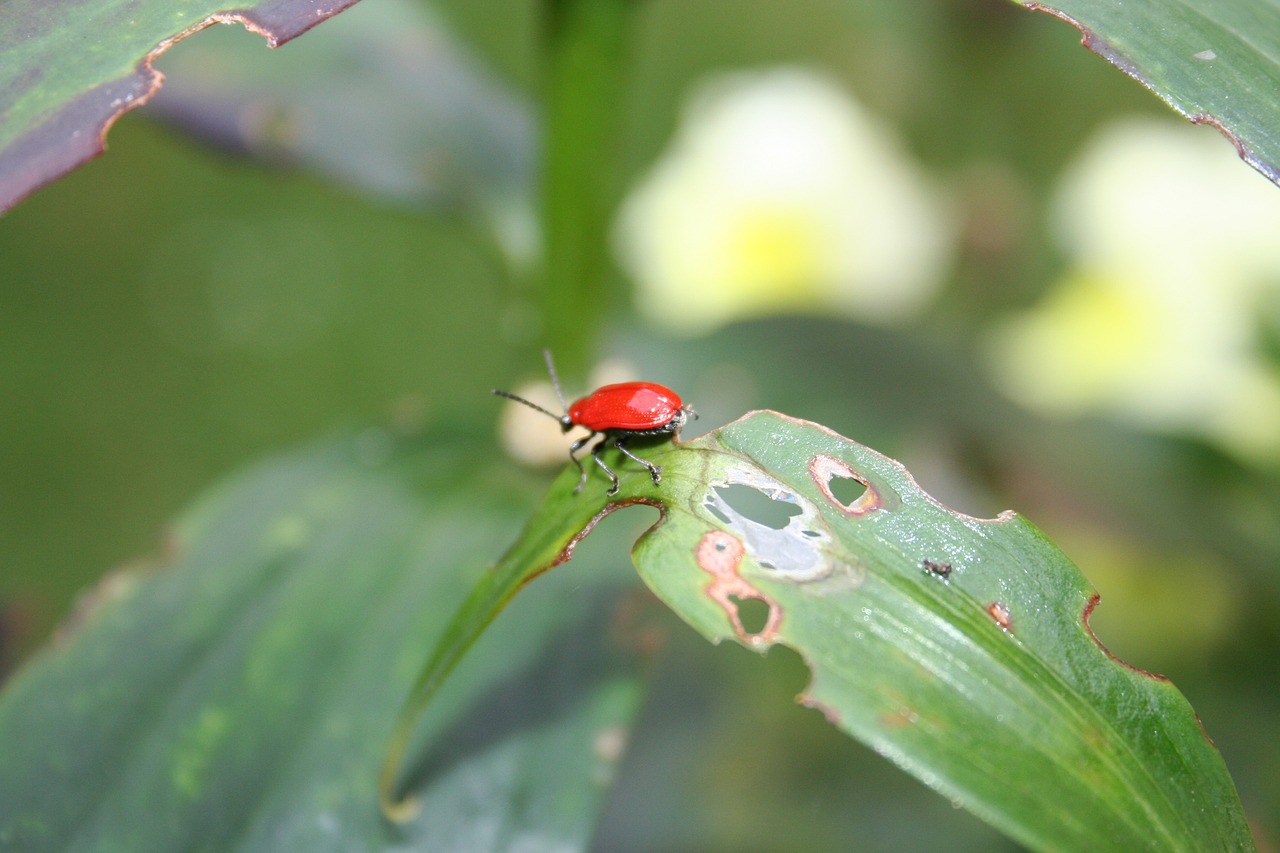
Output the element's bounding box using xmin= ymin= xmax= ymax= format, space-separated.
xmin=623 ymin=410 xmax=1253 ymax=852
xmin=0 ymin=0 xmax=364 ymax=214
xmin=1016 ymin=0 xmax=1280 ymax=187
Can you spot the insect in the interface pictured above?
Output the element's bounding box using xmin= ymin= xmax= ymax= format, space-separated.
xmin=493 ymin=351 xmax=696 ymax=496
xmin=922 ymin=559 xmax=953 ymax=580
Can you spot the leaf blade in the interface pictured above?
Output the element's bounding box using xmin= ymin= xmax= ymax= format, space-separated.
xmin=1018 ymin=0 xmax=1280 ymax=185
xmin=0 ymin=0 xmax=363 ymax=213
xmin=630 ymin=410 xmax=1254 ymax=851
xmin=0 ymin=433 xmax=643 ymax=852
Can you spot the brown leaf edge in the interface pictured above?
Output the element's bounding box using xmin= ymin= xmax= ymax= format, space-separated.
xmin=0 ymin=0 xmax=364 ymax=215
xmin=1022 ymin=2 xmax=1280 ymax=187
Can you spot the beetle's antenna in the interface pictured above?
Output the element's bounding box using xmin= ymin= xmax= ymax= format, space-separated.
xmin=543 ymin=349 xmax=568 ymax=412
xmin=491 ymin=389 xmax=566 ymax=423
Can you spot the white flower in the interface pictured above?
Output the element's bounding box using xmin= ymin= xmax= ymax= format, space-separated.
xmin=987 ymin=118 xmax=1280 ymax=462
xmin=615 ymin=67 xmax=951 ymax=333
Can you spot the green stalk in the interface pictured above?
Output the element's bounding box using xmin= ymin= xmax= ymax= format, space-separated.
xmin=538 ymin=0 xmax=637 ymax=376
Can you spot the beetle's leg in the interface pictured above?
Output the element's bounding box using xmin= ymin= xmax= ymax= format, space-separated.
xmin=569 ymin=432 xmax=594 ymax=493
xmin=615 ymin=437 xmax=662 ymax=485
xmin=590 ymin=437 xmax=621 ymax=496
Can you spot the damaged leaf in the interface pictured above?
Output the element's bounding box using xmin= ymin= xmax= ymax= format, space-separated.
xmin=0 ymin=0 xmax=366 ymax=214
xmin=385 ymin=409 xmax=1251 ymax=849
xmin=625 ymin=411 xmax=1251 ymax=851
xmin=1017 ymin=0 xmax=1280 ymax=186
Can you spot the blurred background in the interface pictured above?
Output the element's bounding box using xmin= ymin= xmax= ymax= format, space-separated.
xmin=2 ymin=0 xmax=1277 ymax=847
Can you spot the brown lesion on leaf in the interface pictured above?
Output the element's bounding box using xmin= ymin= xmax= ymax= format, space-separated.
xmin=497 ymin=497 xmax=665 ymax=600
xmin=555 ymin=498 xmax=660 ymax=568
xmin=878 ymin=692 xmax=921 ymax=729
xmin=798 ymin=693 xmax=842 ymax=726
xmin=809 ymin=455 xmax=880 ymax=516
xmin=879 ymin=708 xmax=920 ymax=729
xmin=695 ymin=529 xmax=781 ymax=647
xmin=1191 ymin=712 xmax=1217 ymax=748
xmin=1081 ymin=593 xmax=1167 ymax=682
xmin=1020 ymin=2 xmax=1280 ymax=188
xmin=987 ymin=601 xmax=1013 ymax=633
xmin=1187 ymin=113 xmax=1273 ymax=183
xmin=1021 ymin=4 xmax=1115 ymax=60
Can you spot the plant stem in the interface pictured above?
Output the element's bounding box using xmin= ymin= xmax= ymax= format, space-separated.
xmin=538 ymin=0 xmax=636 ymax=377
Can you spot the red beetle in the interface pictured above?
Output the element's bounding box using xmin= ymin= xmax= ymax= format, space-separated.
xmin=494 ymin=351 xmax=696 ymax=496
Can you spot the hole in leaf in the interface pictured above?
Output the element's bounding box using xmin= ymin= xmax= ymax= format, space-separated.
xmin=826 ymin=475 xmax=867 ymax=508
xmin=704 ymin=499 xmax=732 ymax=525
xmin=809 ymin=456 xmax=880 ymax=516
xmin=733 ymin=595 xmax=771 ymax=636
xmin=714 ymin=484 xmax=802 ymax=530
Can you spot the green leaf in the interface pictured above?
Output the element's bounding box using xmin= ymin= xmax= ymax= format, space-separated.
xmin=377 ymin=455 xmax=638 ymax=818
xmin=1017 ymin=0 xmax=1280 ymax=185
xmin=0 ymin=431 xmax=643 ymax=851
xmin=539 ymin=0 xmax=639 ymax=370
xmin=0 ymin=0 xmax=365 ymax=214
xmin=617 ymin=411 xmax=1250 ymax=851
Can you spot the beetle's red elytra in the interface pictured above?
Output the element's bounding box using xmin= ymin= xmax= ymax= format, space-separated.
xmin=493 ymin=352 xmax=696 ymax=496
xmin=568 ymin=382 xmax=686 ymax=432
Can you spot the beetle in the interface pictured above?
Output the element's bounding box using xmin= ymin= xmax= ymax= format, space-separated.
xmin=493 ymin=351 xmax=696 ymax=496
xmin=921 ymin=559 xmax=953 ymax=581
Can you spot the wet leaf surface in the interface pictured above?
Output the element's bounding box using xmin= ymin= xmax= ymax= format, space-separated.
xmin=1018 ymin=0 xmax=1280 ymax=185
xmin=0 ymin=0 xmax=365 ymax=213
xmin=621 ymin=410 xmax=1253 ymax=851
xmin=0 ymin=431 xmax=643 ymax=852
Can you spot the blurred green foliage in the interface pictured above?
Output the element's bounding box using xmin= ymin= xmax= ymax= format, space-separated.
xmin=1 ymin=0 xmax=1277 ymax=848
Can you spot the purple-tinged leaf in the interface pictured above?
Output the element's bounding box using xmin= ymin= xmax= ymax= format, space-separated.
xmin=0 ymin=0 xmax=364 ymax=214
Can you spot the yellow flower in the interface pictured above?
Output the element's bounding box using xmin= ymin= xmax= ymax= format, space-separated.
xmin=988 ymin=118 xmax=1280 ymax=462
xmin=615 ymin=68 xmax=951 ymax=333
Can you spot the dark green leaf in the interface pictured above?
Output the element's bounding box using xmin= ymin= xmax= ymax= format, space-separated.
xmin=0 ymin=431 xmax=643 ymax=851
xmin=377 ymin=456 xmax=640 ymax=818
xmin=614 ymin=411 xmax=1252 ymax=851
xmin=0 ymin=0 xmax=364 ymax=213
xmin=1018 ymin=0 xmax=1280 ymax=185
